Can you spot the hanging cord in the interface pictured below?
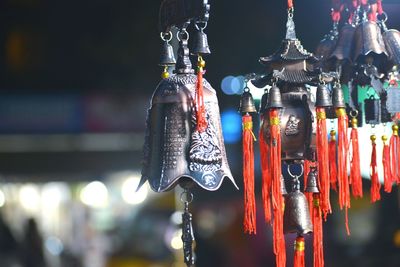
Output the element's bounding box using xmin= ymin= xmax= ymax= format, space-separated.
xmin=181 ymin=190 xmax=195 ymax=267
xmin=349 ymin=111 xmax=363 ymax=198
xmin=195 ymin=56 xmax=207 ymax=132
xmin=370 ymin=131 xmax=381 ymax=203
xmin=329 ymin=128 xmax=338 ymax=191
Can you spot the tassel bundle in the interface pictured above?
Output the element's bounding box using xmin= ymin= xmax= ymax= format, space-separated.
xmin=260 ymin=124 xmax=272 ymax=224
xmin=316 ymin=107 xmax=331 ymax=220
xmin=389 ymin=125 xmax=400 ymax=184
xmin=328 ymin=130 xmax=338 ymax=191
xmin=349 ymin=117 xmax=363 ymax=198
xmin=195 ymin=56 xmax=207 ymax=132
xmin=312 ymin=194 xmax=324 ymax=267
xmin=269 ymin=109 xmax=286 ymax=267
xmin=242 ymin=114 xmax=257 ymax=234
xmin=382 ymin=135 xmax=392 ymax=193
xmin=336 ymin=108 xmax=350 ymax=235
xmin=370 ymin=135 xmax=381 ymax=203
xmin=294 ymin=236 xmax=305 ymax=267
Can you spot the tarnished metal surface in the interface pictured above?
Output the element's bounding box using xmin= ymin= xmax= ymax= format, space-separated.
xmin=330 ymin=24 xmax=356 ymax=62
xmin=284 ymin=178 xmax=313 ymax=235
xmin=352 ymin=21 xmax=388 ymax=64
xmin=383 ymin=29 xmax=400 ymax=67
xmin=140 ymin=74 xmax=237 ymax=192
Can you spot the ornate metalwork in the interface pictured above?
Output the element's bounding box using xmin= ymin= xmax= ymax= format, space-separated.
xmin=285 ymin=115 xmax=300 ymax=136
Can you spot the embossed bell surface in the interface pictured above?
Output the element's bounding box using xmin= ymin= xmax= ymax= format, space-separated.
xmin=352 ymin=21 xmax=388 ymax=67
xmin=383 ymin=29 xmax=400 ymax=67
xmin=316 ymin=83 xmax=332 ymax=107
xmin=283 ymin=183 xmax=313 ymax=235
xmin=192 ymin=30 xmax=211 ymax=55
xmin=160 ymin=41 xmax=176 ymax=66
xmin=239 ymin=91 xmax=257 ymax=114
xmin=140 ymin=73 xmax=237 ymax=192
xmin=305 ymin=169 xmax=319 ymax=193
xmin=330 ymin=24 xmax=355 ymax=62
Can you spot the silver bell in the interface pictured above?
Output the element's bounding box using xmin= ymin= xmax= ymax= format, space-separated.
xmin=383 ymin=29 xmax=400 ymax=67
xmin=191 ymin=30 xmax=211 ymax=55
xmin=305 ymin=168 xmax=319 ymax=193
xmin=160 ymin=41 xmax=176 ymax=66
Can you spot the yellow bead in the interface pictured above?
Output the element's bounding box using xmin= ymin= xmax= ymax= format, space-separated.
xmin=330 ymin=129 xmax=336 ymax=136
xmin=198 ymin=59 xmax=206 ymax=68
xmin=393 ymin=125 xmax=399 ymax=131
xmin=351 ymin=118 xmax=358 ymax=127
xmin=370 ymin=135 xmax=377 ymax=142
xmin=161 ymin=71 xmax=169 ymax=79
xmin=382 ymin=135 xmax=388 ymax=142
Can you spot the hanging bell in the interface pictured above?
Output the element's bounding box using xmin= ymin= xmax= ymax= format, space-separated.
xmin=160 ymin=41 xmax=176 ymax=66
xmin=191 ymin=29 xmax=211 ymax=55
xmin=315 ymin=83 xmax=333 ymax=107
xmin=383 ymin=29 xmax=400 ymax=67
xmin=239 ymin=90 xmax=257 ymax=114
xmin=283 ymin=178 xmax=313 ymax=235
xmin=305 ymin=168 xmax=319 ymax=193
xmin=330 ymin=24 xmax=356 ymax=63
xmin=352 ymin=21 xmax=388 ymax=69
xmin=266 ymin=84 xmax=283 ymax=109
xmin=140 ymin=29 xmax=237 ymax=193
xmin=332 ymin=83 xmax=346 ymax=108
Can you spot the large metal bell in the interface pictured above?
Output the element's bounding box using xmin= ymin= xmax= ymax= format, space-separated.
xmin=160 ymin=41 xmax=176 ymax=66
xmin=383 ymin=29 xmax=400 ymax=67
xmin=330 ymin=24 xmax=356 ymax=63
xmin=283 ymin=179 xmax=313 ymax=235
xmin=266 ymin=85 xmax=283 ymax=109
xmin=191 ymin=30 xmax=211 ymax=55
xmin=352 ymin=21 xmax=388 ymax=69
xmin=305 ymin=168 xmax=319 ymax=193
xmin=315 ymin=83 xmax=332 ymax=107
xmin=239 ymin=90 xmax=257 ymax=114
xmin=332 ymin=83 xmax=346 ymax=109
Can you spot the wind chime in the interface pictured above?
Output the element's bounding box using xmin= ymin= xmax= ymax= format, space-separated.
xmin=239 ymin=0 xmax=400 ymax=267
xmin=139 ymin=0 xmax=237 ymax=266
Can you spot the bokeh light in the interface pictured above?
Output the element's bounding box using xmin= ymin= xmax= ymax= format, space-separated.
xmin=121 ymin=176 xmax=148 ymax=205
xmin=221 ymin=109 xmax=242 ymax=143
xmin=0 ymin=189 xmax=5 ymax=207
xmin=19 ymin=184 xmax=41 ymax=212
xmin=80 ymin=181 xmax=109 ymax=208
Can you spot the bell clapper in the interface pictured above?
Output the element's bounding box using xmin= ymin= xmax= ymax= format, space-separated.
xmin=180 ymin=189 xmax=195 ymax=267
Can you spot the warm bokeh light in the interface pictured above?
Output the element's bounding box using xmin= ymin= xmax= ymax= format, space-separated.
xmin=80 ymin=181 xmax=109 ymax=208
xmin=0 ymin=188 xmax=5 ymax=207
xmin=19 ymin=184 xmax=41 ymax=212
xmin=121 ymin=176 xmax=148 ymax=205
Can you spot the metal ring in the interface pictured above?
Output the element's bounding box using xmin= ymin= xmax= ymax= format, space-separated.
xmin=287 ymin=164 xmax=304 ymax=179
xmin=378 ymin=11 xmax=388 ymax=23
xmin=350 ymin=110 xmax=358 ymax=118
xmin=160 ymin=31 xmax=173 ymax=42
xmin=180 ymin=191 xmax=193 ymax=204
xmin=195 ymin=21 xmax=208 ymax=31
xmin=176 ymin=29 xmax=189 ymax=42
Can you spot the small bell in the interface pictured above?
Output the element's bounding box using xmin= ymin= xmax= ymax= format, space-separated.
xmin=305 ymin=168 xmax=319 ymax=193
xmin=191 ymin=29 xmax=211 ymax=55
xmin=266 ymin=84 xmax=283 ymax=109
xmin=332 ymin=83 xmax=346 ymax=108
xmin=383 ymin=29 xmax=400 ymax=67
xmin=315 ymin=83 xmax=333 ymax=107
xmin=283 ymin=177 xmax=313 ymax=235
xmin=239 ymin=90 xmax=257 ymax=114
xmin=352 ymin=21 xmax=388 ymax=69
xmin=160 ymin=41 xmax=176 ymax=66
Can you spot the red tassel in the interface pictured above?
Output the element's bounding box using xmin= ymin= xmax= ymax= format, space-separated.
xmin=389 ymin=125 xmax=400 ymax=184
xmin=242 ymin=114 xmax=257 ymax=234
xmin=294 ymin=236 xmax=305 ymax=267
xmin=195 ymin=57 xmax=207 ymax=132
xmin=316 ymin=107 xmax=331 ymax=220
xmin=260 ymin=122 xmax=272 ymax=223
xmin=370 ymin=135 xmax=381 ymax=203
xmin=269 ymin=109 xmax=286 ymax=267
xmin=328 ymin=130 xmax=338 ymax=191
xmin=312 ymin=194 xmax=324 ymax=267
xmin=349 ymin=118 xmax=363 ymax=198
xmin=336 ymin=108 xmax=350 ymax=235
xmin=382 ymin=135 xmax=392 ymax=193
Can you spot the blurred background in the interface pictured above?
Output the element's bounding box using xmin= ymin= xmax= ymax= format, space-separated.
xmin=0 ymin=0 xmax=400 ymax=267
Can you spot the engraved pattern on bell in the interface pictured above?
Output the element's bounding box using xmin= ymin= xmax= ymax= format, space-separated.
xmin=285 ymin=115 xmax=301 ymax=136
xmin=140 ymin=74 xmax=237 ymax=192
